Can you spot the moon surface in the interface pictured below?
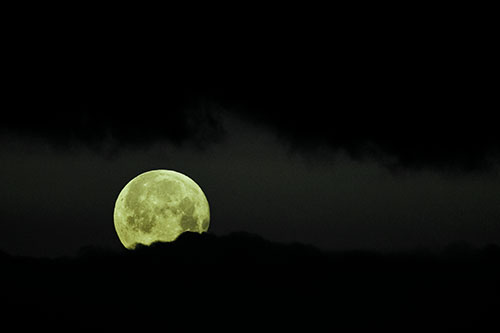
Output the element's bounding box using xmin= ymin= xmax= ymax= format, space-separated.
xmin=113 ymin=170 xmax=210 ymax=249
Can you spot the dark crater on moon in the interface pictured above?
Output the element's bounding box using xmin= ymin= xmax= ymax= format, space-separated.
xmin=180 ymin=214 xmax=197 ymax=231
xmin=127 ymin=213 xmax=156 ymax=233
xmin=179 ymin=197 xmax=198 ymax=231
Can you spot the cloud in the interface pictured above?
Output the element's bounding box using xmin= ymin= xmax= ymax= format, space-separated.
xmin=1 ymin=76 xmax=225 ymax=149
xmin=2 ymin=30 xmax=496 ymax=170
xmin=210 ymin=49 xmax=498 ymax=171
xmin=230 ymin=104 xmax=499 ymax=172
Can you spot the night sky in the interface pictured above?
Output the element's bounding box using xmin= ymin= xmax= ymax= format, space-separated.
xmin=1 ymin=12 xmax=498 ymax=258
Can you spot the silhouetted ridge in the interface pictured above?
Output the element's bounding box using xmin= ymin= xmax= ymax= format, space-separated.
xmin=1 ymin=235 xmax=500 ymax=331
xmin=129 ymin=231 xmax=323 ymax=269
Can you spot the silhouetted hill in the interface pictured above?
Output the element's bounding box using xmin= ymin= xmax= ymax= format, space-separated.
xmin=1 ymin=233 xmax=500 ymax=332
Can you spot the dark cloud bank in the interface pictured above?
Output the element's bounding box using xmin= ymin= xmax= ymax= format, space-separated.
xmin=2 ymin=20 xmax=497 ymax=171
xmin=2 ymin=232 xmax=500 ymax=331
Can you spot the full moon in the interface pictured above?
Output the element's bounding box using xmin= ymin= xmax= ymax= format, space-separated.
xmin=113 ymin=169 xmax=210 ymax=249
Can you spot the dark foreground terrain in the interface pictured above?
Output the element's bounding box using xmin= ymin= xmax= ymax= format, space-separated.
xmin=2 ymin=232 xmax=500 ymax=332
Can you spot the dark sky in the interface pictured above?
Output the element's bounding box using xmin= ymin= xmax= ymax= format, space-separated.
xmin=1 ymin=12 xmax=498 ymax=257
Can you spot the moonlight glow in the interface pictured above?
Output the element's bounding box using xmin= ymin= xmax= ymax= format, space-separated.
xmin=113 ymin=169 xmax=210 ymax=249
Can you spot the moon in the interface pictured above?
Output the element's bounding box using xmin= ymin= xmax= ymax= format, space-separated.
xmin=113 ymin=169 xmax=210 ymax=249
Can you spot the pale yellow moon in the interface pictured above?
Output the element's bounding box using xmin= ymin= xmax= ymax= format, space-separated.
xmin=113 ymin=169 xmax=210 ymax=249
